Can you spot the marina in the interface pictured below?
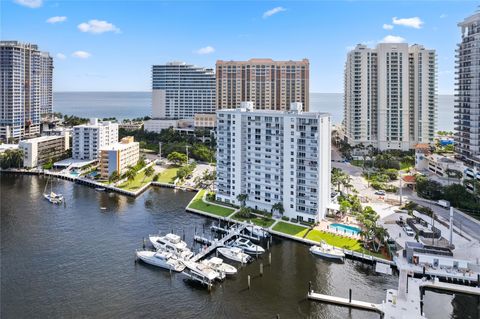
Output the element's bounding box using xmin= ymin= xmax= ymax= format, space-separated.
xmin=1 ymin=174 xmax=479 ymax=318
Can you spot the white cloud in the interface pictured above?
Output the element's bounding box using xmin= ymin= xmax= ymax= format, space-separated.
xmin=14 ymin=0 xmax=42 ymax=8
xmin=46 ymin=16 xmax=67 ymax=24
xmin=383 ymin=24 xmax=394 ymax=30
xmin=392 ymin=17 xmax=424 ymax=29
xmin=381 ymin=35 xmax=406 ymax=43
xmin=56 ymin=53 xmax=66 ymax=60
xmin=78 ymin=20 xmax=120 ymax=34
xmin=72 ymin=51 xmax=91 ymax=59
xmin=263 ymin=6 xmax=286 ymax=19
xmin=194 ymin=46 xmax=215 ymax=55
xmin=440 ymin=14 xmax=447 ymax=19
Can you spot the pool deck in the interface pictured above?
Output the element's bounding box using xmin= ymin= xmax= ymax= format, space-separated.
xmin=315 ymin=220 xmax=362 ymax=239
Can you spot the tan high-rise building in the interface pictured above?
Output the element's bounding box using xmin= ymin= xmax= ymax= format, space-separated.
xmin=344 ymin=43 xmax=436 ymax=151
xmin=216 ymin=58 xmax=309 ymax=111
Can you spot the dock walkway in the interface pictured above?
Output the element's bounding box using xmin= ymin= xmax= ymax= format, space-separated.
xmin=189 ymin=223 xmax=247 ymax=262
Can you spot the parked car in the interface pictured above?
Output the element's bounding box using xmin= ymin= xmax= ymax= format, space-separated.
xmin=374 ymin=190 xmax=386 ymax=196
xmin=403 ymin=226 xmax=415 ymax=237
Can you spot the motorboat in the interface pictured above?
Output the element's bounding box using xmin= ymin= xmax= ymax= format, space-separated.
xmin=230 ymin=237 xmax=265 ymax=255
xmin=149 ymin=233 xmax=193 ymax=260
xmin=309 ymin=241 xmax=345 ymax=262
xmin=95 ymin=187 xmax=106 ymax=191
xmin=135 ymin=250 xmax=186 ymax=272
xmin=201 ymin=257 xmax=237 ymax=276
xmin=183 ymin=260 xmax=225 ymax=281
xmin=217 ymin=247 xmax=251 ymax=264
xmin=244 ymin=222 xmax=270 ymax=238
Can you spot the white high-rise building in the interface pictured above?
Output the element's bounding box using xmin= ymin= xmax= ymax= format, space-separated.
xmin=455 ymin=12 xmax=480 ymax=168
xmin=216 ymin=102 xmax=331 ymax=223
xmin=344 ymin=43 xmax=436 ymax=150
xmin=151 ymin=61 xmax=215 ymax=119
xmin=72 ymin=118 xmax=118 ymax=161
xmin=0 ymin=41 xmax=53 ymax=141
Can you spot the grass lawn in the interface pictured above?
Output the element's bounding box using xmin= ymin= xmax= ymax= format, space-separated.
xmin=272 ymin=222 xmax=386 ymax=259
xmin=272 ymin=221 xmax=308 ymax=236
xmin=188 ymin=190 xmax=235 ymax=217
xmin=118 ymin=170 xmax=154 ymax=191
xmin=232 ymin=213 xmax=275 ymax=228
xmin=157 ymin=166 xmax=180 ymax=184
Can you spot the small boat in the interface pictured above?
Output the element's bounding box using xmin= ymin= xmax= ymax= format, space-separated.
xmin=136 ymin=250 xmax=186 ymax=272
xmin=217 ymin=247 xmax=251 ymax=264
xmin=43 ymin=191 xmax=64 ymax=204
xmin=183 ymin=260 xmax=225 ymax=281
xmin=149 ymin=233 xmax=193 ymax=260
xmin=95 ymin=187 xmax=106 ymax=191
xmin=201 ymin=257 xmax=237 ymax=276
xmin=230 ymin=237 xmax=265 ymax=255
xmin=244 ymin=222 xmax=270 ymax=238
xmin=43 ymin=176 xmax=64 ymax=204
xmin=309 ymin=241 xmax=345 ymax=262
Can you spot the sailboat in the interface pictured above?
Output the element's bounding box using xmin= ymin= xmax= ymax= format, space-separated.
xmin=43 ymin=176 xmax=64 ymax=204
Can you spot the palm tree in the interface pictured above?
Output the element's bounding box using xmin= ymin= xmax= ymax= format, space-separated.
xmin=125 ymin=169 xmax=136 ymax=182
xmin=342 ymin=175 xmax=353 ymax=194
xmin=271 ymin=202 xmax=284 ymax=217
xmin=108 ymin=170 xmax=119 ymax=184
xmin=236 ymin=193 xmax=248 ymax=207
xmin=143 ymin=166 xmax=155 ymax=182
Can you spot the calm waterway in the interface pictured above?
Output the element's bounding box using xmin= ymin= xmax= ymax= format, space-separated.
xmin=1 ymin=175 xmax=477 ymax=318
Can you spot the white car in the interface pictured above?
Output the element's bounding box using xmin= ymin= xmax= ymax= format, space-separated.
xmin=403 ymin=226 xmax=415 ymax=237
xmin=374 ymin=190 xmax=386 ymax=196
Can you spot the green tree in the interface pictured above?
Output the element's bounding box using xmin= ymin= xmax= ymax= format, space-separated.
xmin=125 ymin=168 xmax=136 ymax=182
xmin=0 ymin=149 xmax=24 ymax=169
xmin=143 ymin=166 xmax=155 ymax=182
xmin=339 ymin=200 xmax=352 ymax=217
xmin=236 ymin=193 xmax=248 ymax=207
xmin=109 ymin=170 xmax=119 ymax=183
xmin=167 ymin=152 xmax=187 ymax=165
xmin=271 ymin=202 xmax=285 ymax=216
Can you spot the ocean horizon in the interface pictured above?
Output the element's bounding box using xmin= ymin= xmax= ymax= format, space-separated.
xmin=53 ymin=92 xmax=455 ymax=131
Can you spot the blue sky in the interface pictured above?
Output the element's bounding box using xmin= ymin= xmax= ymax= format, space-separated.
xmin=2 ymin=0 xmax=478 ymax=93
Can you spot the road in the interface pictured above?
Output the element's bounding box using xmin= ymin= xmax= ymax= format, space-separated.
xmin=331 ymin=147 xmax=480 ymax=242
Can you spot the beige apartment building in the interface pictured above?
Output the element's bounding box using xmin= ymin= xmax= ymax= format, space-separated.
xmin=216 ymin=58 xmax=309 ymax=111
xmin=344 ymin=43 xmax=436 ymax=150
xmin=19 ymin=134 xmax=70 ymax=168
xmin=100 ymin=136 xmax=140 ymax=179
xmin=194 ymin=113 xmax=216 ymax=128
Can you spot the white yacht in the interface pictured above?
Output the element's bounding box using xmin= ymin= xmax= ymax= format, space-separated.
xmin=183 ymin=260 xmax=225 ymax=281
xmin=230 ymin=237 xmax=265 ymax=255
xmin=217 ymin=247 xmax=251 ymax=264
xmin=309 ymin=241 xmax=345 ymax=262
xmin=244 ymin=222 xmax=270 ymax=238
xmin=201 ymin=257 xmax=237 ymax=276
xmin=136 ymin=250 xmax=186 ymax=272
xmin=149 ymin=233 xmax=193 ymax=260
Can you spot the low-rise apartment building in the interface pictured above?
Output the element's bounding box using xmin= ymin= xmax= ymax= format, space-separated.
xmin=100 ymin=136 xmax=140 ymax=178
xmin=194 ymin=113 xmax=216 ymax=129
xmin=72 ymin=118 xmax=118 ymax=161
xmin=216 ymin=102 xmax=331 ymax=222
xmin=19 ymin=134 xmax=70 ymax=168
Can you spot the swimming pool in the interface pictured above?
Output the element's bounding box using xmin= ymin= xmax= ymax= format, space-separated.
xmin=330 ymin=223 xmax=361 ymax=235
